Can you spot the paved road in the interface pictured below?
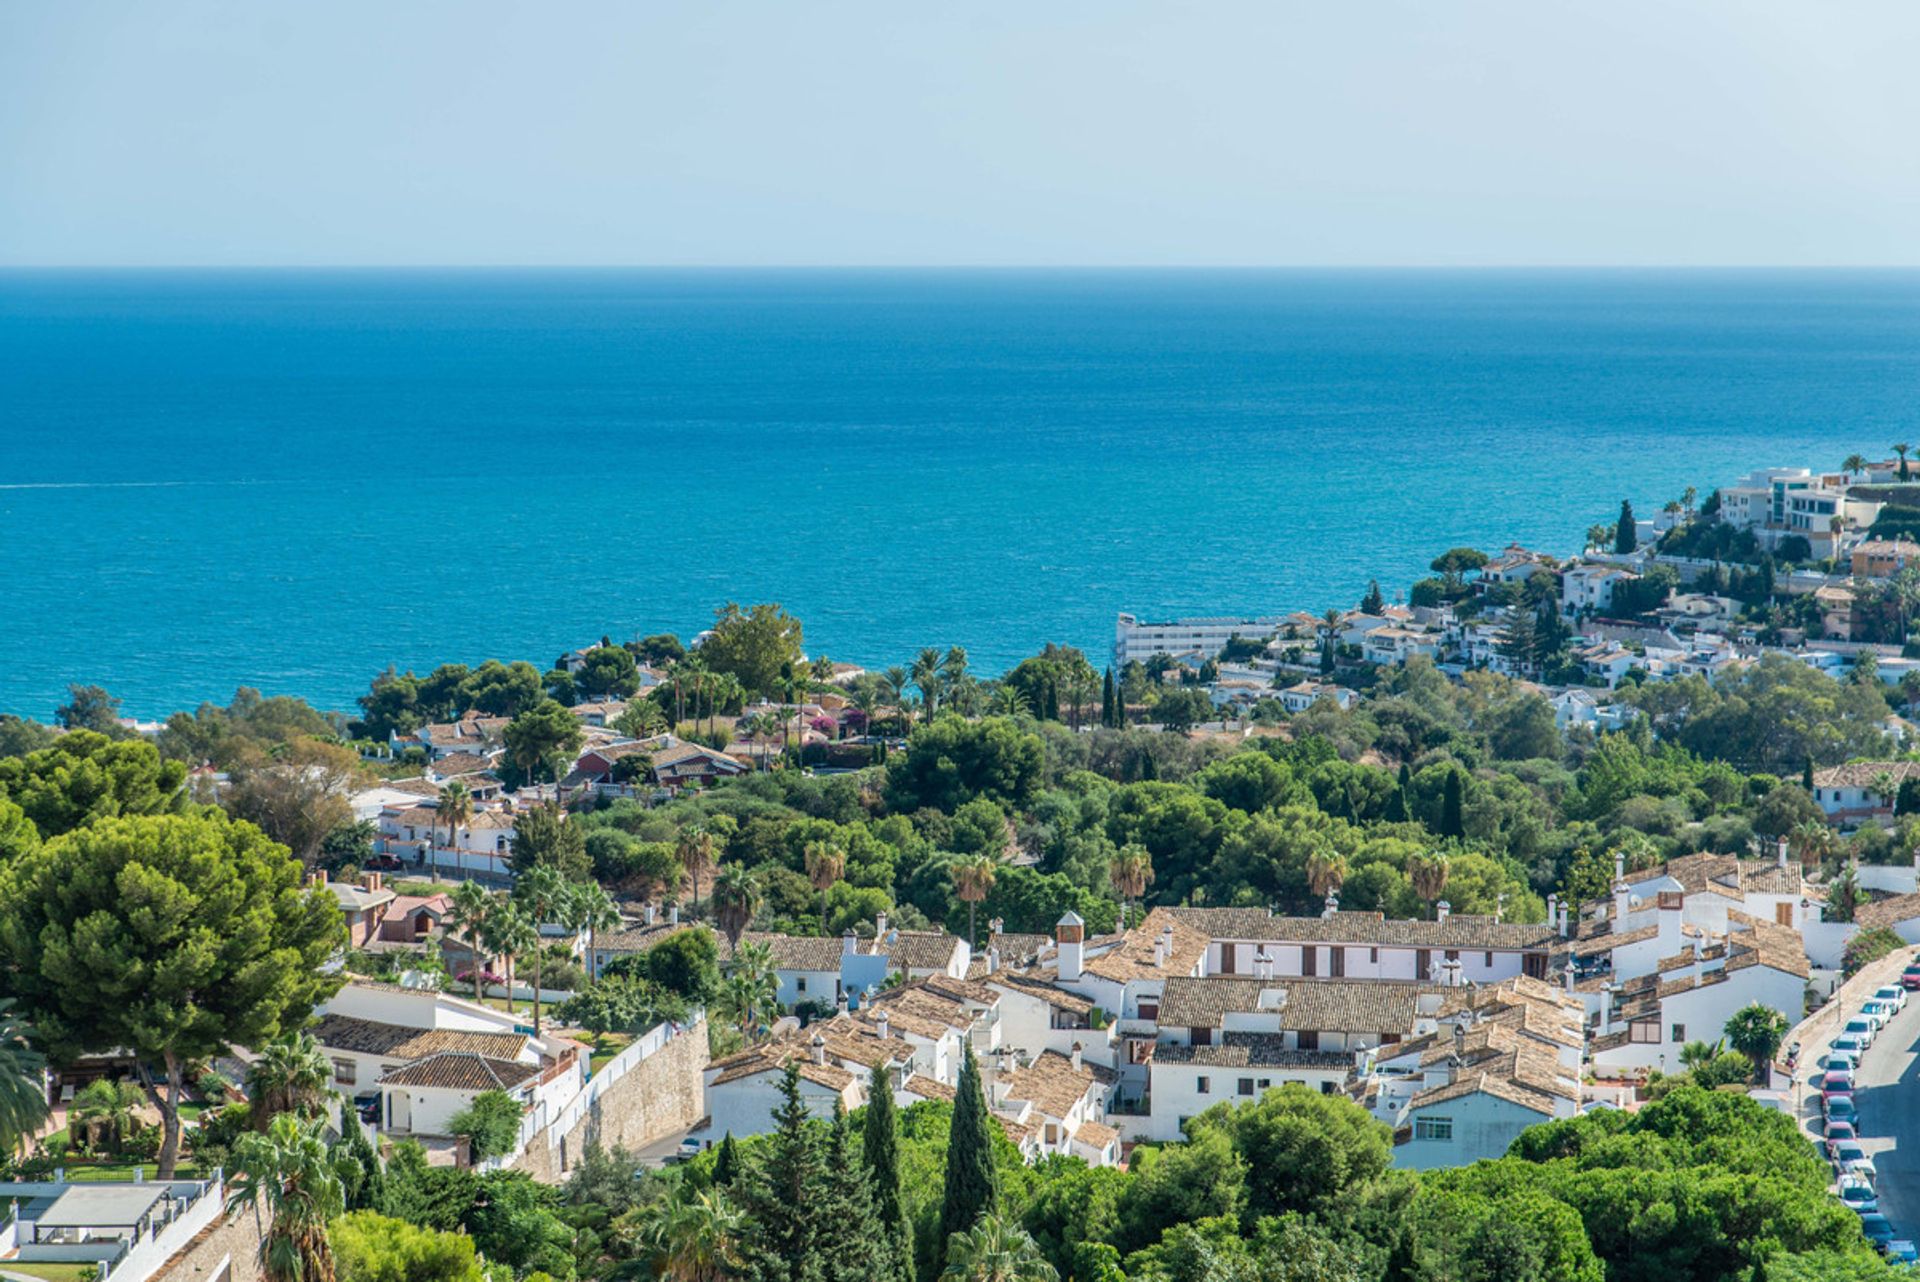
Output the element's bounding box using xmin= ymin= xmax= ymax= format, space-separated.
xmin=1807 ymin=986 xmax=1920 ymax=1234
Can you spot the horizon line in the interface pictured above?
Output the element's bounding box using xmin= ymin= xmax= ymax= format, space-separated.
xmin=5 ymin=262 xmax=1920 ymax=273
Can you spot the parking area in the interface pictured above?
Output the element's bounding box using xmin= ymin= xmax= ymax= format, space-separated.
xmin=1801 ymin=961 xmax=1920 ymax=1261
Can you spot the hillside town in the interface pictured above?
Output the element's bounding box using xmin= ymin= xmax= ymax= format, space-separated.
xmin=7 ymin=456 xmax=1920 ymax=1282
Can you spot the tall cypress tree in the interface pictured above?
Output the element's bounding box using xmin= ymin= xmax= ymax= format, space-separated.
xmin=818 ymin=1103 xmax=886 ymax=1282
xmin=1100 ymin=669 xmax=1115 ymax=727
xmin=1361 ymin=580 xmax=1386 ymax=615
xmin=1440 ymin=769 xmax=1465 ymax=839
xmin=939 ymin=1045 xmax=998 ymax=1265
xmin=713 ymin=1131 xmax=740 ymax=1187
xmin=739 ymin=1064 xmax=827 ymax=1282
xmin=1614 ymin=500 xmax=1638 ymax=554
xmin=863 ymin=1064 xmax=913 ymax=1282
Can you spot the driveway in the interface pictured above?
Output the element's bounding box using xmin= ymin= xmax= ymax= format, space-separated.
xmin=1805 ymin=984 xmax=1920 ymax=1234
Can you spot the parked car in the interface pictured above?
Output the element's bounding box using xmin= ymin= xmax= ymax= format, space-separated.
xmin=1859 ymin=1002 xmax=1892 ymax=1032
xmin=1826 ymin=1095 xmax=1858 ymax=1126
xmin=1831 ymin=1035 xmax=1867 ymax=1059
xmin=1825 ymin=1120 xmax=1859 ymax=1154
xmin=1887 ymin=1239 xmax=1917 ymax=1265
xmin=1833 ymin=1145 xmax=1877 ymax=1183
xmin=1822 ymin=1051 xmax=1859 ymax=1076
xmin=365 ymin=855 xmax=404 ymax=871
xmin=1822 ymin=1070 xmax=1856 ymax=1100
xmin=1840 ymin=1179 xmax=1880 ymax=1216
xmin=1841 ymin=1018 xmax=1877 ymax=1049
xmin=1861 ymin=1214 xmax=1896 ymax=1252
xmin=1872 ymin=984 xmax=1907 ymax=1013
xmin=1903 ymin=963 xmax=1920 ymax=992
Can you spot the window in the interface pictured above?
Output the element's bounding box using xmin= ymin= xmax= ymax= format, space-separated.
xmin=1138 ymin=1000 xmax=1160 ymax=1021
xmin=1237 ymin=1078 xmax=1255 ymax=1096
xmin=1297 ymin=1030 xmax=1319 ymax=1051
xmin=1196 ymin=1076 xmax=1211 ymax=1095
xmin=1321 ymin=1081 xmax=1336 ymax=1095
xmin=1484 ymin=951 xmax=1494 ymax=967
xmin=1329 ymin=948 xmax=1345 ymax=978
xmin=1413 ymin=1117 xmax=1452 ymax=1141
xmin=796 ymin=977 xmax=808 ymax=993
xmin=1369 ymin=947 xmax=1379 ymax=964
xmin=1416 ymin=948 xmax=1431 ymax=978
xmin=1671 ymin=1024 xmax=1686 ymax=1043
xmin=1257 ymin=1078 xmax=1271 ymax=1090
xmin=1630 ymin=1021 xmax=1659 ymax=1044
xmin=1192 ymin=1028 xmax=1213 ymax=1047
xmin=332 ymin=1058 xmax=356 ymax=1084
xmin=1302 ymin=947 xmax=1317 ymax=977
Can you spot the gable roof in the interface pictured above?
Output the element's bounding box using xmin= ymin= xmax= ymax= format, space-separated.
xmin=379 ymin=1051 xmax=540 ymax=1091
xmin=311 ymin=1013 xmax=529 ymax=1061
xmin=1170 ymin=907 xmax=1554 ymax=951
xmin=1158 ymin=976 xmax=1442 ymax=1034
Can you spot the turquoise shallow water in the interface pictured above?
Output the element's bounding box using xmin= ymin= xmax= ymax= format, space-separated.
xmin=1 ymin=268 xmax=1916 ymax=719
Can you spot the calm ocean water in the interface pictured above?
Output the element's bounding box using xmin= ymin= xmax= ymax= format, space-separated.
xmin=1 ymin=269 xmax=1916 ymax=720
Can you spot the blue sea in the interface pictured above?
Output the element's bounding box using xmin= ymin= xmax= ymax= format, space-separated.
xmin=2 ymin=269 xmax=1917 ymax=720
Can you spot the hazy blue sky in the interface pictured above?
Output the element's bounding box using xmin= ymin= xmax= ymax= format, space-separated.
xmin=4 ymin=1 xmax=1918 ymax=266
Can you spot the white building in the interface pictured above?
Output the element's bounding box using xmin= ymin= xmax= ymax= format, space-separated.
xmin=1114 ymin=613 xmax=1284 ymax=668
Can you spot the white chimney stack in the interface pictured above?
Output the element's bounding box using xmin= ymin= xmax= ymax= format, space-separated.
xmin=1071 ymin=1044 xmax=1083 ymax=1072
xmin=875 ymin=1010 xmax=890 ymax=1041
xmin=644 ymin=903 xmax=657 ymax=926
xmin=1056 ymin=911 xmax=1085 ymax=983
xmin=1322 ymin=893 xmax=1338 ymax=920
xmin=1435 ymin=900 xmax=1451 ymax=925
xmin=811 ymin=1033 xmax=827 ymax=1065
xmin=843 ymin=928 xmax=859 ymax=956
xmin=1546 ymin=894 xmax=1560 ymax=937
xmin=986 ymin=946 xmax=1000 ymax=975
xmin=875 ymin=912 xmax=889 ymax=938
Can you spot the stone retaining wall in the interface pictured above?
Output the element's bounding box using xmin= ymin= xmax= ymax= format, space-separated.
xmin=513 ymin=1016 xmax=709 ymax=1184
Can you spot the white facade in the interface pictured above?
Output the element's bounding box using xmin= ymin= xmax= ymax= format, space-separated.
xmin=1114 ymin=613 xmax=1283 ymax=668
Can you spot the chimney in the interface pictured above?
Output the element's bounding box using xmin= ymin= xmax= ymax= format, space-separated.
xmin=1071 ymin=1044 xmax=1083 ymax=1072
xmin=1494 ymin=892 xmax=1506 ymax=924
xmin=1322 ymin=893 xmax=1338 ymax=920
xmin=1435 ymin=900 xmax=1451 ymax=925
xmin=644 ymin=903 xmax=657 ymax=926
xmin=1153 ymin=939 xmax=1166 ymax=967
xmin=1560 ymin=899 xmax=1571 ymax=937
xmin=1547 ymin=894 xmax=1560 ymax=937
xmin=1614 ymin=850 xmax=1625 ymax=882
xmin=990 ymin=917 xmax=1004 ymax=942
xmin=1057 ymin=911 xmax=1085 ymax=982
xmin=669 ymin=905 xmax=680 ymax=925
xmin=307 ymin=871 xmax=326 ymax=888
xmin=843 ymin=928 xmax=859 ymax=956
xmin=875 ymin=1010 xmax=890 ymax=1042
xmin=1563 ymin=958 xmax=1577 ymax=995
xmin=1612 ymin=877 xmax=1631 ymax=929
xmin=811 ymin=1033 xmax=827 ymax=1065
xmin=1778 ymin=838 xmax=1790 ymax=870
xmin=986 ymin=946 xmax=1000 ymax=975
xmin=875 ymin=912 xmax=889 ymax=939
xmin=1657 ymin=891 xmax=1683 ymax=957
xmin=365 ymin=871 xmax=383 ymax=892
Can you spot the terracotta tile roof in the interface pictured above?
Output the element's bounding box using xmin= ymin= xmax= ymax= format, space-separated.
xmin=708 ymin=1016 xmax=915 ymax=1089
xmin=1855 ymin=891 xmax=1920 ymax=932
xmin=1151 ymin=1034 xmax=1352 ymax=1070
xmin=429 ymin=752 xmax=498 ymax=778
xmin=312 ymin=1013 xmax=529 ymax=1061
xmin=1158 ymin=976 xmax=1441 ymax=1034
xmin=379 ymin=1051 xmax=540 ymax=1091
xmin=1170 ymin=907 xmax=1554 ymax=951
xmin=1404 ymin=1024 xmax=1577 ymax=1118
xmin=1072 ymin=1120 xmax=1120 ymax=1150
xmin=1812 ymin=761 xmax=1920 ymax=790
xmin=720 ymin=932 xmax=847 ymax=971
xmin=1083 ymin=908 xmax=1210 ymax=983
xmin=990 ymin=974 xmax=1098 ymax=1013
xmin=868 ymin=930 xmax=967 ymax=972
xmin=903 ymin=1073 xmax=956 ymax=1102
xmin=999 ymin=1051 xmax=1099 ymax=1119
xmin=596 ymin=921 xmax=694 ymax=954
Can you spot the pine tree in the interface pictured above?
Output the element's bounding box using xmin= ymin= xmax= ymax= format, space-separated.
xmin=939 ymin=1045 xmax=998 ymax=1265
xmin=1361 ymin=580 xmax=1386 ymax=615
xmin=1495 ymin=609 xmax=1538 ymax=673
xmin=1384 ymin=786 xmax=1408 ymax=824
xmin=863 ymin=1064 xmax=913 ymax=1282
xmin=713 ymin=1131 xmax=739 ymax=1187
xmin=1615 ymin=500 xmax=1638 ymax=553
xmin=738 ymin=1064 xmax=827 ymax=1282
xmin=1803 ymin=759 xmax=1816 ymax=792
xmin=334 ymin=1118 xmax=386 ymax=1211
xmin=1439 ymin=769 xmax=1465 ymax=839
xmin=817 ymin=1103 xmax=886 ymax=1282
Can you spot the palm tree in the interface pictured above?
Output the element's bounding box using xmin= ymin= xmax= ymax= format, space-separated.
xmin=231 ymin=1113 xmax=354 ymax=1282
xmin=712 ymin=864 xmax=760 ymax=949
xmin=0 ymin=1001 xmax=47 ymax=1156
xmin=566 ymin=880 xmax=622 ymax=982
xmin=1725 ymin=1002 xmax=1790 ymax=1082
xmin=69 ymin=1079 xmax=142 ymax=1153
xmin=1873 ymin=770 xmax=1900 ymax=817
xmin=1790 ymin=819 xmax=1834 ymax=871
xmin=882 ymin=666 xmax=911 ymax=735
xmin=717 ymin=968 xmax=779 ymax=1040
xmin=952 ymin=855 xmax=999 ymax=947
xmin=1107 ymin=844 xmax=1154 ymax=929
xmin=1897 ymin=442 xmax=1912 ymax=482
xmin=942 ymin=646 xmax=971 ymax=712
xmin=435 ymin=780 xmax=473 ymax=884
xmin=942 ymin=1213 xmax=1058 ymax=1282
xmin=1407 ymin=852 xmax=1451 ymax=916
xmin=1064 ymin=668 xmax=1098 ymax=731
xmin=912 ymin=649 xmax=944 ymax=720
xmin=1306 ymin=850 xmax=1349 ymax=900
xmin=1845 ymin=454 xmax=1870 ymax=479
xmin=636 ymin=1186 xmax=747 ymax=1282
xmin=709 ymin=672 xmax=745 ymax=743
xmin=991 ymin=686 xmax=1029 ymax=718
xmin=447 ymin=879 xmax=495 ymax=1001
xmin=678 ymin=824 xmax=718 ymax=913
xmin=804 ymin=841 xmax=845 ymax=934
xmin=245 ymin=1033 xmax=333 ymax=1131
xmin=1682 ymin=485 xmax=1698 ymax=514
xmin=514 ymin=865 xmax=571 ymax=1033
xmin=484 ymin=901 xmax=539 ymax=1014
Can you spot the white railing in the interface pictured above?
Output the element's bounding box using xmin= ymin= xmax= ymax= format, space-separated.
xmin=540 ymin=1012 xmax=700 ymax=1152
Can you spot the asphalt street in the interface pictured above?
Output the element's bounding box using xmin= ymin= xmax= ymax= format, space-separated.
xmin=1808 ymin=984 xmax=1920 ymax=1236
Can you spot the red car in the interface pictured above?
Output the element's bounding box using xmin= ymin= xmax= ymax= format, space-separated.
xmin=1903 ymin=964 xmax=1920 ymax=991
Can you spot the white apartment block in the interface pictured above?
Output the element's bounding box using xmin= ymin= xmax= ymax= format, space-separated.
xmin=1114 ymin=613 xmax=1284 ymax=668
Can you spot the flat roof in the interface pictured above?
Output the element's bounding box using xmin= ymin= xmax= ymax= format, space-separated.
xmin=37 ymin=1184 xmax=173 ymax=1228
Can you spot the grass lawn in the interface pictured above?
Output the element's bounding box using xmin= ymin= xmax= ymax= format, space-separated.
xmin=2 ymin=1262 xmax=104 ymax=1282
xmin=589 ymin=1033 xmax=636 ymax=1072
xmin=62 ymin=1161 xmax=205 ymax=1182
